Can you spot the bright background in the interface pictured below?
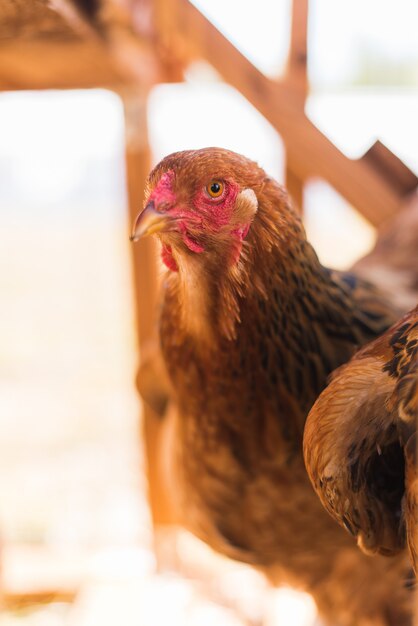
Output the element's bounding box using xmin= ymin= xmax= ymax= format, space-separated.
xmin=0 ymin=0 xmax=417 ymax=624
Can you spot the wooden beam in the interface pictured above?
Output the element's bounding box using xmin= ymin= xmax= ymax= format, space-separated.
xmin=285 ymin=0 xmax=309 ymax=99
xmin=155 ymin=0 xmax=409 ymax=226
xmin=284 ymin=0 xmax=308 ymax=212
xmin=123 ymin=91 xmax=178 ymax=528
xmin=3 ymin=589 xmax=77 ymax=611
xmin=285 ymin=163 xmax=304 ymax=213
xmin=123 ymin=91 xmax=158 ymax=344
xmin=0 ymin=40 xmax=124 ymax=90
xmin=0 ymin=0 xmax=125 ymax=90
xmin=0 ymin=0 xmax=162 ymax=91
xmin=361 ymin=140 xmax=418 ymax=197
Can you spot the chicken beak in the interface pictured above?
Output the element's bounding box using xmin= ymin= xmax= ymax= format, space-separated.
xmin=130 ymin=202 xmax=174 ymax=242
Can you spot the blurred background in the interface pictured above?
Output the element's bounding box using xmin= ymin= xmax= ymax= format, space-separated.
xmin=0 ymin=0 xmax=417 ymax=624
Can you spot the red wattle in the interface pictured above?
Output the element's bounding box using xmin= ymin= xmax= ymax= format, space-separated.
xmin=179 ymin=222 xmax=205 ymax=253
xmin=229 ymin=223 xmax=251 ymax=265
xmin=161 ymin=243 xmax=178 ymax=271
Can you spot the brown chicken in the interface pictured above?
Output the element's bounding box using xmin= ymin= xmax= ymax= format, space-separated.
xmin=131 ymin=148 xmax=413 ymax=625
xmin=304 ymin=306 xmax=418 ymax=575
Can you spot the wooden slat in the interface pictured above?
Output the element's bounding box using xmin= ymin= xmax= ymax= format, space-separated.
xmin=0 ymin=0 xmax=122 ymax=90
xmin=0 ymin=0 xmax=161 ymax=91
xmin=285 ymin=163 xmax=304 ymax=213
xmin=285 ymin=0 xmax=308 ymax=98
xmin=0 ymin=0 xmax=123 ymax=90
xmin=123 ymin=91 xmax=159 ymax=344
xmin=123 ymin=91 xmax=178 ymax=527
xmin=361 ymin=140 xmax=418 ymax=197
xmin=0 ymin=40 xmax=124 ymax=90
xmin=154 ymin=0 xmax=410 ymax=226
xmin=3 ymin=589 xmax=76 ymax=610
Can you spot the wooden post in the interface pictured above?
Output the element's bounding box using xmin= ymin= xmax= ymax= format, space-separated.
xmin=286 ymin=0 xmax=309 ymax=100
xmin=123 ymin=91 xmax=158 ymax=344
xmin=123 ymin=90 xmax=176 ymax=530
xmin=284 ymin=0 xmax=309 ymax=212
xmin=285 ymin=164 xmax=304 ymax=214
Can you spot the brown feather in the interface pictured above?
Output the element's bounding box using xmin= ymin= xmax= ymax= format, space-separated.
xmin=304 ymin=307 xmax=418 ymax=575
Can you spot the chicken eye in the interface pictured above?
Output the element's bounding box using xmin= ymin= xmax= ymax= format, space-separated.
xmin=206 ymin=180 xmax=224 ymax=198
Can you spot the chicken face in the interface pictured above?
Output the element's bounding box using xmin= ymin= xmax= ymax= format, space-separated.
xmin=131 ymin=148 xmax=262 ymax=271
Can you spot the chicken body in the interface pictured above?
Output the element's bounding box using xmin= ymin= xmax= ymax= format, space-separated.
xmin=304 ymin=307 xmax=418 ymax=576
xmin=132 ymin=148 xmax=413 ymax=625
